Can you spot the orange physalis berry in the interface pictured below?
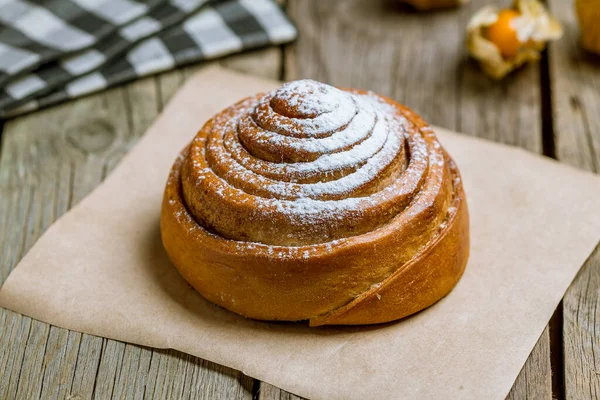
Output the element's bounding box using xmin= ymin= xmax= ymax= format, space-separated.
xmin=484 ymin=10 xmax=522 ymax=58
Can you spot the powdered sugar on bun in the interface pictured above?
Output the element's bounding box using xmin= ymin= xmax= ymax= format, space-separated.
xmin=179 ymin=80 xmax=454 ymax=246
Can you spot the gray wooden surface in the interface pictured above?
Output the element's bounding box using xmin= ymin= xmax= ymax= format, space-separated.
xmin=0 ymin=0 xmax=598 ymax=399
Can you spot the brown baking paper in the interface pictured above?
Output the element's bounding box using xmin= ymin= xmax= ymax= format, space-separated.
xmin=1 ymin=66 xmax=600 ymax=400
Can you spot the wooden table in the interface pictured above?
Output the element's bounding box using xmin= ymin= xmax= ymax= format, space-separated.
xmin=0 ymin=1 xmax=598 ymax=398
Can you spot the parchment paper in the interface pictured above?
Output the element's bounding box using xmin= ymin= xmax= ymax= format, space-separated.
xmin=1 ymin=66 xmax=600 ymax=400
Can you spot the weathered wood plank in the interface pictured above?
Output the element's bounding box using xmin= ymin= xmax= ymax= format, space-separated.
xmin=0 ymin=47 xmax=280 ymax=399
xmin=547 ymin=1 xmax=600 ymax=399
xmin=547 ymin=2 xmax=600 ymax=173
xmin=506 ymin=326 xmax=553 ymax=400
xmin=69 ymin=335 xmax=103 ymax=399
xmin=277 ymin=1 xmax=550 ymax=399
xmin=258 ymin=383 xmax=304 ymax=400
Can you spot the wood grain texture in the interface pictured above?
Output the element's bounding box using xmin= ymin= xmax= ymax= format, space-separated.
xmin=506 ymin=326 xmax=553 ymax=400
xmin=548 ymin=2 xmax=599 ymax=174
xmin=0 ymin=48 xmax=280 ymax=400
xmin=258 ymin=383 xmax=304 ymax=400
xmin=547 ymin=1 xmax=600 ymax=398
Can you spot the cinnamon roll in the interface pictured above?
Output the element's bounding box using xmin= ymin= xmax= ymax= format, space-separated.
xmin=160 ymin=79 xmax=469 ymax=326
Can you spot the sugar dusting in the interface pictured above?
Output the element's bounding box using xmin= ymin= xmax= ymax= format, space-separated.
xmin=181 ymin=79 xmax=455 ymax=250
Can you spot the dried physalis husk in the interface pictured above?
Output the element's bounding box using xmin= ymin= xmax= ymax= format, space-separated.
xmin=576 ymin=0 xmax=600 ymax=54
xmin=467 ymin=0 xmax=563 ymax=79
xmin=399 ymin=0 xmax=468 ymax=11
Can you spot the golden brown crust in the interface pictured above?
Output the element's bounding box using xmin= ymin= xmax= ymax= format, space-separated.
xmin=160 ymin=81 xmax=469 ymax=326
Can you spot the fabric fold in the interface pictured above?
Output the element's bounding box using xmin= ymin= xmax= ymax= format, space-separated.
xmin=0 ymin=0 xmax=297 ymax=117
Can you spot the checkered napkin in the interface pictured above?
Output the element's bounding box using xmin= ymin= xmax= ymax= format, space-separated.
xmin=0 ymin=0 xmax=296 ymax=117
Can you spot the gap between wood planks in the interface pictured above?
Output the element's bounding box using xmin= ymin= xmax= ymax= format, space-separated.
xmin=541 ymin=46 xmax=565 ymax=400
xmin=539 ymin=4 xmax=564 ymax=397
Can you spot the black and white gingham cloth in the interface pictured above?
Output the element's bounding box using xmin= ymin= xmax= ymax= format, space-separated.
xmin=0 ymin=0 xmax=297 ymax=117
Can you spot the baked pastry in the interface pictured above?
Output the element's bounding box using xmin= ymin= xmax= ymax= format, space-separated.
xmin=161 ymin=79 xmax=469 ymax=326
xmin=576 ymin=0 xmax=600 ymax=54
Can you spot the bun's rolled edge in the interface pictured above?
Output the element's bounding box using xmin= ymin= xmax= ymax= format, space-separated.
xmin=309 ymin=164 xmax=469 ymax=326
